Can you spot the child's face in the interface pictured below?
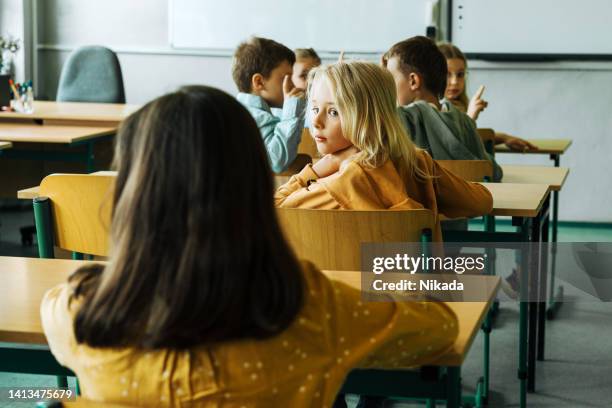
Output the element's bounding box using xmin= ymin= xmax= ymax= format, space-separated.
xmin=260 ymin=60 xmax=293 ymax=108
xmin=445 ymin=58 xmax=466 ymax=101
xmin=292 ymin=57 xmax=319 ymax=90
xmin=385 ymin=56 xmax=416 ymax=106
xmin=309 ymin=78 xmax=352 ymax=155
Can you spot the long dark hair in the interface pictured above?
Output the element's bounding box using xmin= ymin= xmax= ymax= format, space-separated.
xmin=70 ymin=85 xmax=304 ymax=349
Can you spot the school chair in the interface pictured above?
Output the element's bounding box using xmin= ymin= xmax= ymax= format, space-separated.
xmin=34 ymin=173 xmax=114 ymax=260
xmin=477 ymin=128 xmax=496 ymax=156
xmin=56 ymin=46 xmax=126 ymax=103
xmin=33 ymin=173 xmax=113 ymax=382
xmin=435 ymin=159 xmax=495 ymax=237
xmin=274 ymin=152 xmax=312 ymax=189
xmin=33 ymin=173 xmax=114 ymax=388
xmin=276 ymin=208 xmax=434 ymax=270
xmin=276 ymin=153 xmax=311 ymax=177
xmin=297 ymin=128 xmax=319 ymax=158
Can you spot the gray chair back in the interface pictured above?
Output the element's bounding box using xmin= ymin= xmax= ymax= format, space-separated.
xmin=57 ymin=45 xmax=125 ymax=103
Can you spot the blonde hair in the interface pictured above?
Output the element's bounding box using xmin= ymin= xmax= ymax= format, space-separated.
xmin=438 ymin=43 xmax=469 ymax=112
xmin=308 ymin=61 xmax=427 ymax=183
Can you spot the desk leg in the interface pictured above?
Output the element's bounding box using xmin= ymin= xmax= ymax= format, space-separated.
xmin=547 ymin=154 xmax=564 ymax=319
xmin=446 ymin=366 xmax=461 ymax=408
xmin=483 ymin=214 xmax=496 ymax=402
xmin=538 ymin=198 xmax=551 ymax=361
xmin=527 ymin=215 xmax=540 ymax=394
xmin=514 ymin=216 xmax=534 ymax=408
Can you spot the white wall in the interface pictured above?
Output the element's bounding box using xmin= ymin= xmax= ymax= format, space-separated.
xmin=24 ymin=0 xmax=612 ymax=222
xmin=35 ymin=0 xmax=237 ymax=101
xmin=467 ymin=61 xmax=612 ymax=223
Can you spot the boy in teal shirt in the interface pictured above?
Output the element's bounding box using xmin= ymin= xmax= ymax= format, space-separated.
xmin=232 ymin=37 xmax=305 ymax=173
xmin=383 ymin=36 xmax=503 ymax=181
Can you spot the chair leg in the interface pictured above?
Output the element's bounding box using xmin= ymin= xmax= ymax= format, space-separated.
xmin=33 ymin=197 xmax=54 ymax=258
xmin=56 ymin=375 xmax=68 ymax=388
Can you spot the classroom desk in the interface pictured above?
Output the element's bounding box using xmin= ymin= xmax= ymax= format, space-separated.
xmin=495 ymin=139 xmax=572 ymax=156
xmin=0 ymin=257 xmax=498 ymax=408
xmin=0 ymin=123 xmax=116 ymax=175
xmin=483 ymin=182 xmax=550 ymax=218
xmin=501 ymin=165 xmax=569 ymax=192
xmin=500 ymin=166 xmax=570 ymax=348
xmin=500 ymin=167 xmax=570 ymax=368
xmin=9 ymin=182 xmax=550 ymax=407
xmin=0 ymin=123 xmax=115 ymax=144
xmin=17 ymin=185 xmax=39 ymax=199
xmin=327 ymin=270 xmax=500 ymax=408
xmin=0 ymin=100 xmax=138 ymax=127
xmin=0 ymin=102 xmax=133 ymax=196
xmin=446 ymin=182 xmax=551 ymax=407
xmin=496 ymin=140 xmax=572 ymax=321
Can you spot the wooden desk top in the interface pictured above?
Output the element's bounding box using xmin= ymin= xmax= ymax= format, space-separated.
xmin=0 ymin=141 xmax=11 ymax=150
xmin=0 ymin=101 xmax=137 ymax=125
xmin=323 ymin=270 xmax=500 ymax=366
xmin=481 ymin=182 xmax=550 ymax=217
xmin=0 ymin=256 xmax=499 ymax=369
xmin=495 ymin=139 xmax=572 ymax=155
xmin=0 ymin=123 xmax=115 ymax=143
xmin=17 ymin=185 xmax=39 ymax=199
xmin=501 ymin=165 xmax=569 ymax=191
xmin=0 ymin=256 xmax=89 ymax=343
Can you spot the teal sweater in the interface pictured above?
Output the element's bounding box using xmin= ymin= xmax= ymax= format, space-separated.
xmin=237 ymin=93 xmax=305 ymax=173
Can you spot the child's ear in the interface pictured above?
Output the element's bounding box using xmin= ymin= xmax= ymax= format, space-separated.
xmin=251 ymin=73 xmax=265 ymax=92
xmin=408 ymin=72 xmax=421 ymax=91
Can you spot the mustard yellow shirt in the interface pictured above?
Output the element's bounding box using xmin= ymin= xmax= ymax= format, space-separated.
xmin=275 ymin=149 xmax=493 ymax=241
xmin=41 ymin=261 xmax=458 ymax=407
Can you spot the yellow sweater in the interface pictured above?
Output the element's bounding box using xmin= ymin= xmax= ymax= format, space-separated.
xmin=41 ymin=261 xmax=458 ymax=407
xmin=275 ymin=149 xmax=493 ymax=241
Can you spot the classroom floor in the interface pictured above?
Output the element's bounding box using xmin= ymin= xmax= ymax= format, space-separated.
xmin=1 ymin=206 xmax=611 ymax=408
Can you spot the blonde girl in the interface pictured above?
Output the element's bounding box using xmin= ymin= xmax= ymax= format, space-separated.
xmin=275 ymin=61 xmax=493 ymax=241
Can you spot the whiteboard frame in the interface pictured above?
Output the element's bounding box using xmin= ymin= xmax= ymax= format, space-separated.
xmin=448 ymin=0 xmax=612 ymax=62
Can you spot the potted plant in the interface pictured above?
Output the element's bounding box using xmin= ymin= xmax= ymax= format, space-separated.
xmin=0 ymin=36 xmax=20 ymax=76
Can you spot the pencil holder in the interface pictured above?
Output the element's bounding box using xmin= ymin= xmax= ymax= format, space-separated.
xmin=10 ymin=80 xmax=34 ymax=113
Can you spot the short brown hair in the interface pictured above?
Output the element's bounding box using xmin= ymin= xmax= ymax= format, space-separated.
xmin=232 ymin=37 xmax=296 ymax=93
xmin=295 ymin=48 xmax=321 ymax=64
xmin=384 ymin=36 xmax=448 ymax=98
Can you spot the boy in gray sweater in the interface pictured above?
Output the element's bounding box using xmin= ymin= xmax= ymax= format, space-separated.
xmin=383 ymin=36 xmax=502 ymax=181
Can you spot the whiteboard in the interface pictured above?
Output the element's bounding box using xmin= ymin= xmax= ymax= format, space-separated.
xmin=452 ymin=0 xmax=612 ymax=58
xmin=170 ymin=0 xmax=436 ymax=53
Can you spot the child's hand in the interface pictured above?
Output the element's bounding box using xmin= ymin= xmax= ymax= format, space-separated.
xmin=379 ymin=53 xmax=387 ymax=67
xmin=467 ymin=85 xmax=488 ymax=121
xmin=312 ymin=145 xmax=359 ymax=178
xmin=504 ymin=136 xmax=538 ymax=152
xmin=283 ymin=75 xmax=305 ymax=100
